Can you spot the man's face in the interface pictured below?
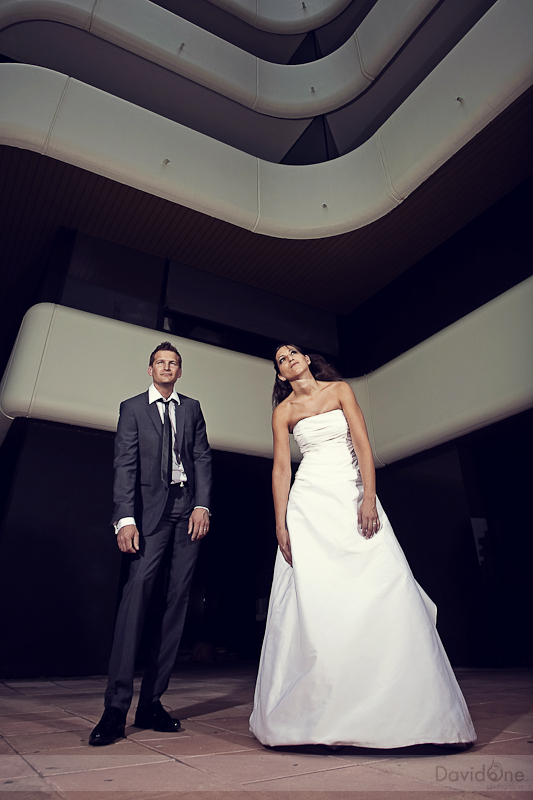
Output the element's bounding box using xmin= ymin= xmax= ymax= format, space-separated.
xmin=148 ymin=350 xmax=182 ymax=389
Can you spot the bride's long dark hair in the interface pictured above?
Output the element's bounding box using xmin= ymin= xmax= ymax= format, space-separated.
xmin=272 ymin=344 xmax=343 ymax=408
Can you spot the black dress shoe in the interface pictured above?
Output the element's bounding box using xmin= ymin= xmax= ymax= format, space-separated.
xmin=89 ymin=707 xmax=126 ymax=746
xmin=134 ymin=700 xmax=181 ymax=732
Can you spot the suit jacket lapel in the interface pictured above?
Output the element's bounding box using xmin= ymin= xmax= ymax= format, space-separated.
xmin=173 ymin=399 xmax=185 ymax=457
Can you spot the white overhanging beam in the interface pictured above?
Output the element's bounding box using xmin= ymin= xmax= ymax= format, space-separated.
xmin=0 ymin=0 xmax=441 ymax=119
xmin=202 ymin=0 xmax=353 ymax=34
xmin=1 ymin=276 xmax=532 ymax=463
xmin=0 ymin=0 xmax=531 ymax=239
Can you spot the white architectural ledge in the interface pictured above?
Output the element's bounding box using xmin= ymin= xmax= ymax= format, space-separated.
xmin=0 ymin=0 xmax=441 ymax=119
xmin=205 ymin=0 xmax=352 ymax=34
xmin=349 ymin=277 xmax=533 ymax=466
xmin=1 ymin=277 xmax=532 ymax=463
xmin=0 ymin=0 xmax=531 ymax=239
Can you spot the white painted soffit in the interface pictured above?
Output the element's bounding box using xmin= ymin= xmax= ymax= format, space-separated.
xmin=205 ymin=0 xmax=352 ymax=34
xmin=0 ymin=304 xmax=278 ymax=459
xmin=1 ymin=277 xmax=532 ymax=461
xmin=349 ymin=276 xmax=533 ymax=466
xmin=0 ymin=0 xmax=441 ymax=119
xmin=0 ymin=0 xmax=531 ymax=239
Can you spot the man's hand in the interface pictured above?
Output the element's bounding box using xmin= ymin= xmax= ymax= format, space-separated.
xmin=117 ymin=524 xmax=140 ymax=553
xmin=188 ymin=508 xmax=210 ymax=541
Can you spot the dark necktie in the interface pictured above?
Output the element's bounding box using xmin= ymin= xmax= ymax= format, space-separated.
xmin=158 ymin=399 xmax=173 ymax=486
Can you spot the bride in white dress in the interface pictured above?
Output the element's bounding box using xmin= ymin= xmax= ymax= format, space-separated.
xmin=249 ymin=345 xmax=476 ymax=749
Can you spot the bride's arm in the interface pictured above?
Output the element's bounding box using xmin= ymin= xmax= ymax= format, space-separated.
xmin=337 ymin=382 xmax=380 ymax=539
xmin=272 ymin=405 xmax=293 ymax=566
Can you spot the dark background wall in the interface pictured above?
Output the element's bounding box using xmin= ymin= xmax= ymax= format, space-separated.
xmin=0 ymin=421 xmax=277 ymax=677
xmin=375 ymin=408 xmax=533 ymax=668
xmin=339 ymin=177 xmax=532 ymax=375
xmin=0 ymin=420 xmax=119 ymax=677
xmin=1 ymin=407 xmax=531 ymax=677
xmin=0 ymin=177 xmax=531 ymax=677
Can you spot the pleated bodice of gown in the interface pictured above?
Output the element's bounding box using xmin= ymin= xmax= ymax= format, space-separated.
xmin=249 ymin=409 xmax=476 ymax=748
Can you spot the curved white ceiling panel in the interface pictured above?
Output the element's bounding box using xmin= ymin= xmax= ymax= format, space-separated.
xmin=0 ymin=0 xmax=94 ymax=27
xmin=356 ymin=0 xmax=440 ymax=80
xmin=206 ymin=0 xmax=352 ymax=34
xmin=2 ymin=278 xmax=532 ymax=461
xmin=0 ymin=0 xmax=531 ymax=239
xmin=380 ymin=0 xmax=533 ymax=201
xmin=353 ymin=276 xmax=533 ymax=466
xmin=0 ymin=0 xmax=441 ymax=119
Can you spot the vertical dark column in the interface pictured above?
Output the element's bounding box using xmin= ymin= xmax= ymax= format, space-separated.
xmin=0 ymin=420 xmax=120 ymax=677
xmin=462 ymin=412 xmax=533 ymax=666
xmin=376 ymin=446 xmax=487 ymax=666
xmin=156 ymin=258 xmax=171 ymax=332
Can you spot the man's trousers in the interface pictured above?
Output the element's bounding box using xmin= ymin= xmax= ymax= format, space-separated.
xmin=104 ymin=484 xmax=199 ymax=714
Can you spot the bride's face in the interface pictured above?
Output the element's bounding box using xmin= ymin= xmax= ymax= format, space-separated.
xmin=276 ymin=346 xmax=310 ymax=380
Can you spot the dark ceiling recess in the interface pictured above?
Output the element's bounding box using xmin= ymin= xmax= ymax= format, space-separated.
xmin=339 ymin=175 xmax=533 ymax=377
xmin=151 ymin=0 xmax=376 ymax=63
xmin=0 ymin=85 xmax=531 ymax=374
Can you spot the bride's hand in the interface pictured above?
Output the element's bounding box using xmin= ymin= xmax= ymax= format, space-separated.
xmin=358 ymin=497 xmax=380 ymax=539
xmin=277 ymin=527 xmax=293 ymax=567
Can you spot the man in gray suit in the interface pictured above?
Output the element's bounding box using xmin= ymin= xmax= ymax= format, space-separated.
xmin=90 ymin=342 xmax=212 ymax=746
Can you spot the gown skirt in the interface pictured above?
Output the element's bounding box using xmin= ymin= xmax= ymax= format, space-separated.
xmin=249 ymin=410 xmax=476 ymax=748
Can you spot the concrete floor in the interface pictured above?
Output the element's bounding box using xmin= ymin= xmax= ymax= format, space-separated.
xmin=0 ymin=664 xmax=531 ymax=798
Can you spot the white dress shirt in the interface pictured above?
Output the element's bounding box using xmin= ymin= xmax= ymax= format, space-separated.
xmin=149 ymin=383 xmax=188 ymax=485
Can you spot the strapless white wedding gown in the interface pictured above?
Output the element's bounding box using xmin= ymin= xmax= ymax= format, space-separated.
xmin=249 ymin=410 xmax=476 ymax=748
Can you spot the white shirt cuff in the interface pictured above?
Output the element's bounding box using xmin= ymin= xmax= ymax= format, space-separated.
xmin=114 ymin=517 xmax=136 ymax=534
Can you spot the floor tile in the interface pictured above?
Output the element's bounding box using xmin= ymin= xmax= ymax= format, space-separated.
xmin=187 ymin=716 xmax=252 ymax=736
xmin=6 ymin=728 xmax=161 ymax=756
xmin=244 ymin=761 xmax=441 ymax=791
xmin=177 ymin=748 xmax=352 ymax=784
xmin=3 ymin=684 xmax=70 ymax=697
xmin=473 ymin=726 xmax=532 ymax=745
xmin=146 ymin=731 xmax=263 ymax=757
xmin=188 ymin=704 xmax=254 ymax=720
xmin=0 ymin=739 xmax=15 ymax=755
xmin=0 ymin=699 xmax=55 ymax=715
xmin=0 ymin=714 xmax=94 ymax=737
xmin=0 ymin=711 xmax=66 ymax=724
xmin=126 ymin=727 xmax=186 ymax=742
xmin=469 ymin=714 xmax=533 ymax=735
xmin=52 ymin=679 xmax=107 ymax=689
xmin=0 ymin=754 xmax=38 ymax=779
xmin=4 ymin=682 xmax=58 ymax=689
xmin=41 ymin=701 xmax=107 ymax=719
xmin=471 ymin=703 xmax=533 ymax=717
xmin=366 ymin=751 xmax=532 ymax=794
xmin=0 ymin=772 xmax=55 ymax=793
xmin=24 ymin=752 xmax=172 ymax=776
xmin=45 ymin=759 xmax=240 ymax=793
xmin=170 ymin=719 xmax=230 ymax=736
xmin=2 ymin=667 xmax=532 ymax=798
xmin=473 ymin=736 xmax=533 ymax=755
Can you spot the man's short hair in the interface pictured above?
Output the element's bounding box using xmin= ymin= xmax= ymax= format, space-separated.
xmin=149 ymin=342 xmax=182 ymax=367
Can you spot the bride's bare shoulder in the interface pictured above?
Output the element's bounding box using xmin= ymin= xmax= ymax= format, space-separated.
xmin=319 ymin=380 xmax=351 ymax=395
xmin=273 ymin=400 xmax=291 ymax=427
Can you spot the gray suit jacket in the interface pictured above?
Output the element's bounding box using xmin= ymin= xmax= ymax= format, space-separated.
xmin=112 ymin=390 xmax=212 ymax=536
